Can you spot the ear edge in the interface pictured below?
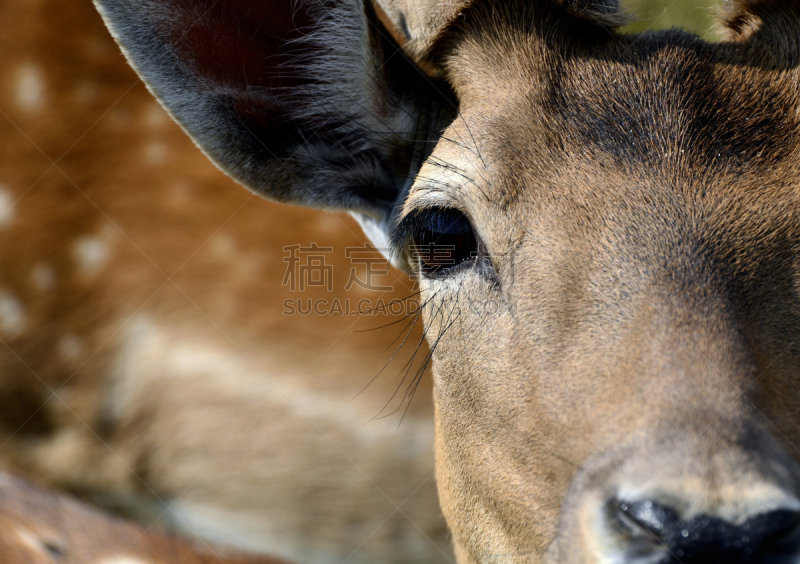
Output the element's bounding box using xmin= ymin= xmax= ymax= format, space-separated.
xmin=93 ymin=0 xmax=442 ymax=221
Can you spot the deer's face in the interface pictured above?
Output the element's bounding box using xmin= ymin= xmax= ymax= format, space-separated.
xmin=95 ymin=0 xmax=800 ymax=561
xmin=405 ymin=16 xmax=800 ymax=559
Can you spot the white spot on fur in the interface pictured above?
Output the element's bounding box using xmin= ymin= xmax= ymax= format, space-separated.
xmin=143 ymin=102 xmax=169 ymax=129
xmin=15 ymin=528 xmax=49 ymax=556
xmin=0 ymin=187 xmax=14 ymax=228
xmin=0 ymin=292 xmax=25 ymax=337
xmin=15 ymin=63 xmax=45 ymax=112
xmin=97 ymin=558 xmax=149 ymax=564
xmin=15 ymin=527 xmax=37 ymax=547
xmin=32 ymin=263 xmax=56 ymax=291
xmin=143 ymin=141 xmax=168 ymax=164
xmin=73 ymin=236 xmax=110 ymax=276
xmin=58 ymin=335 xmax=83 ymax=362
xmin=316 ymin=213 xmax=342 ymax=235
xmin=211 ymin=234 xmax=236 ymax=258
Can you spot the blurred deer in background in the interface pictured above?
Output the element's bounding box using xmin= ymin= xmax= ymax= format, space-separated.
xmin=0 ymin=0 xmax=447 ymax=563
xmin=0 ymin=470 xmax=289 ymax=564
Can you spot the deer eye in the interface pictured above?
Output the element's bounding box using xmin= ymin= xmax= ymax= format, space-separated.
xmin=405 ymin=208 xmax=478 ymax=277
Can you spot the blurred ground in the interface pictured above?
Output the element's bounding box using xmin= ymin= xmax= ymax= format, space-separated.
xmin=623 ymin=0 xmax=723 ymax=39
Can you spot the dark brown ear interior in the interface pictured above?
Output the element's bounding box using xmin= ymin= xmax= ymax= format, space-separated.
xmin=94 ymin=0 xmax=456 ymax=234
xmin=146 ymin=0 xmax=320 ymax=158
xmin=720 ymin=0 xmax=800 ymax=72
xmin=722 ymin=0 xmax=800 ymax=41
xmin=159 ymin=0 xmax=314 ymax=92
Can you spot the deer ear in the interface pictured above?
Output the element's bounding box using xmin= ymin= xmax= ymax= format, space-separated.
xmin=722 ymin=0 xmax=800 ymax=45
xmin=374 ymin=0 xmax=627 ymax=67
xmin=372 ymin=0 xmax=471 ymax=70
xmin=93 ymin=0 xmax=455 ymax=252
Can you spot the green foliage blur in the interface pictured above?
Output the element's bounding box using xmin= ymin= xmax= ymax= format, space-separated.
xmin=621 ymin=0 xmax=724 ymax=40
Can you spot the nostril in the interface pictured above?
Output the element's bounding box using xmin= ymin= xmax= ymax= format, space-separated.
xmin=609 ymin=498 xmax=800 ymax=562
xmin=742 ymin=509 xmax=800 ymax=550
xmin=611 ymin=498 xmax=679 ymax=541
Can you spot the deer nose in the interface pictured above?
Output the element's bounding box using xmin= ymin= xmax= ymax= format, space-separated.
xmin=610 ymin=498 xmax=800 ymax=563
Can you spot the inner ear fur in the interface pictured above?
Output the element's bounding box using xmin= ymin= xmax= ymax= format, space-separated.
xmin=374 ymin=0 xmax=628 ymax=67
xmin=723 ymin=0 xmax=800 ymax=52
xmin=94 ymin=0 xmax=456 ymax=226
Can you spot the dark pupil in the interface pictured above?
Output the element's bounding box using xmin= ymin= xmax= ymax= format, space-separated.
xmin=413 ymin=212 xmax=476 ymax=274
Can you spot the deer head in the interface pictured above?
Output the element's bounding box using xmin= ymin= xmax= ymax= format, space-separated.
xmin=93 ymin=0 xmax=800 ymax=561
xmin=0 ymin=470 xmax=288 ymax=564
